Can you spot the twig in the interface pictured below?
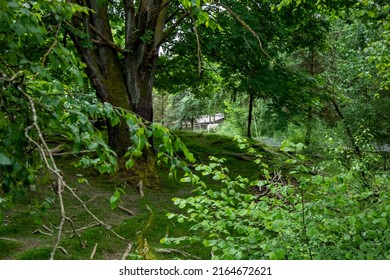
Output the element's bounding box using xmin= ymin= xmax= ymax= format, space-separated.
xmin=19 ymin=85 xmax=68 ymax=260
xmin=42 ymin=224 xmax=54 ymax=233
xmin=41 ymin=22 xmax=62 ymax=67
xmin=33 ymin=229 xmax=53 ymax=236
xmin=121 ymin=242 xmax=133 ymax=260
xmin=58 ymin=246 xmax=69 ymax=255
xmin=213 ymin=2 xmax=273 ymax=61
xmin=49 ymin=150 xmax=94 ymax=156
xmin=64 ymin=222 xmax=100 ymax=234
xmin=118 ymin=205 xmax=135 ymax=216
xmin=189 ymin=12 xmax=203 ymax=75
xmin=14 ymin=78 xmax=128 ymax=259
xmin=90 ymin=243 xmax=98 ymax=260
xmin=65 ymin=184 xmax=129 ymax=241
xmin=0 ymin=71 xmax=24 ymax=84
xmin=64 ymin=216 xmax=85 ymax=249
xmin=138 ymin=179 xmax=144 ymax=197
xmin=0 ymin=237 xmax=19 ymax=242
xmin=154 ymin=248 xmax=200 ymax=259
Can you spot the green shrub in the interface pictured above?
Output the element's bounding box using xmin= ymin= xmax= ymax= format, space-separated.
xmin=163 ymin=139 xmax=390 ymax=259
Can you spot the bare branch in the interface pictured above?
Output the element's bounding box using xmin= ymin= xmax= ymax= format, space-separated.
xmin=90 ymin=243 xmax=98 ymax=259
xmin=189 ymin=13 xmax=203 ymax=76
xmin=121 ymin=242 xmax=133 ymax=260
xmin=118 ymin=205 xmax=135 ymax=216
xmin=10 ymin=74 xmax=129 ymax=259
xmin=213 ymin=2 xmax=273 ymax=61
xmin=41 ymin=22 xmax=62 ymax=67
xmin=154 ymin=248 xmax=201 ymax=259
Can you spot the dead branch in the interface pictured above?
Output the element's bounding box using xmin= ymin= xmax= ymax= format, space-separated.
xmin=58 ymin=246 xmax=69 ymax=255
xmin=12 ymin=74 xmax=129 ymax=259
xmin=154 ymin=248 xmax=201 ymax=259
xmin=221 ymin=152 xmax=255 ymax=161
xmin=189 ymin=12 xmax=203 ymax=75
xmin=213 ymin=2 xmax=272 ymax=61
xmin=64 ymin=184 xmax=129 ymax=241
xmin=121 ymin=242 xmax=133 ymax=260
xmin=41 ymin=22 xmax=62 ymax=67
xmin=90 ymin=243 xmax=98 ymax=260
xmin=118 ymin=205 xmax=135 ymax=216
xmin=65 ymin=222 xmax=100 ymax=234
xmin=20 ymin=85 xmax=68 ymax=260
xmin=138 ymin=179 xmax=144 ymax=197
xmin=32 ymin=229 xmax=53 ymax=236
xmin=0 ymin=237 xmax=19 ymax=242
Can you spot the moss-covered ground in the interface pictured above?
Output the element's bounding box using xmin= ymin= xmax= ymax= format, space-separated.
xmin=0 ymin=130 xmax=278 ymax=260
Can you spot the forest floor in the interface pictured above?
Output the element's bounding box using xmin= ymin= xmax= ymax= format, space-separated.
xmin=0 ymin=130 xmax=282 ymax=260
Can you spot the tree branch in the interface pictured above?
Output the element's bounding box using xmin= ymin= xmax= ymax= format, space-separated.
xmin=88 ymin=23 xmax=126 ymax=53
xmin=155 ymin=10 xmax=189 ymax=49
xmin=213 ymin=2 xmax=272 ymax=61
xmin=189 ymin=12 xmax=203 ymax=75
xmin=10 ymin=74 xmax=129 ymax=258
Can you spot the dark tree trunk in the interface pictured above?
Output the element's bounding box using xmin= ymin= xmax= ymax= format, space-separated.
xmin=68 ymin=0 xmax=170 ymax=157
xmin=247 ymin=90 xmax=255 ymax=138
xmin=305 ymin=106 xmax=313 ymax=147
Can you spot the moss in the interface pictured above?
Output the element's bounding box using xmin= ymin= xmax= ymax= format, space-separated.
xmin=1 ymin=130 xmax=268 ymax=260
xmin=0 ymin=239 xmax=22 ymax=259
xmin=16 ymin=247 xmax=52 ymax=260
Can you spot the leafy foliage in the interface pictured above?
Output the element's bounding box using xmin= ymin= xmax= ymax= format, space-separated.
xmin=0 ymin=1 xmax=195 ymax=255
xmin=164 ymin=139 xmax=390 ymax=259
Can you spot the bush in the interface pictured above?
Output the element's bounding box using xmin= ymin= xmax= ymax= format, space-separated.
xmin=163 ymin=139 xmax=390 ymax=260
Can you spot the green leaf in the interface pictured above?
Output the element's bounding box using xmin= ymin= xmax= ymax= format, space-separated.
xmin=178 ymin=201 xmax=187 ymax=209
xmin=0 ymin=153 xmax=11 ymax=165
xmin=88 ymin=142 xmax=98 ymax=150
xmin=125 ymin=159 xmax=135 ymax=169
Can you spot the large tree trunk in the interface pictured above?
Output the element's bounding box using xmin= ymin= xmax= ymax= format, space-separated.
xmin=68 ymin=0 xmax=168 ymax=157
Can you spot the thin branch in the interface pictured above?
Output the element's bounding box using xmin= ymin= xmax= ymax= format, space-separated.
xmin=189 ymin=12 xmax=203 ymax=76
xmin=41 ymin=22 xmax=62 ymax=67
xmin=88 ymin=23 xmax=127 ymax=53
xmin=154 ymin=248 xmax=201 ymax=259
xmin=64 ymin=222 xmax=100 ymax=234
xmin=64 ymin=184 xmax=129 ymax=241
xmin=32 ymin=229 xmax=53 ymax=236
xmin=0 ymin=237 xmax=19 ymax=242
xmin=121 ymin=242 xmax=133 ymax=260
xmin=13 ymin=75 xmax=129 ymax=259
xmin=213 ymin=2 xmax=273 ymax=61
xmin=0 ymin=71 xmax=24 ymax=84
xmin=20 ymin=85 xmax=67 ymax=260
xmin=90 ymin=243 xmax=98 ymax=259
xmin=118 ymin=205 xmax=135 ymax=216
xmin=58 ymin=246 xmax=69 ymax=256
xmin=64 ymin=18 xmax=126 ymax=53
xmin=155 ymin=11 xmax=190 ymax=48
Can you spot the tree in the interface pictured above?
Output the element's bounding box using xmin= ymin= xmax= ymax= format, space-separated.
xmin=197 ymin=0 xmax=317 ymax=138
xmin=66 ymin=0 xmax=220 ymax=155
